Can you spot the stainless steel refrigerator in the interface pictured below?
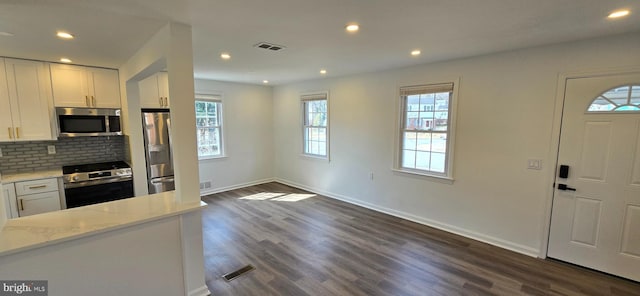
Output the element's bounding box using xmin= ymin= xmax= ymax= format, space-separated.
xmin=142 ymin=110 xmax=175 ymax=194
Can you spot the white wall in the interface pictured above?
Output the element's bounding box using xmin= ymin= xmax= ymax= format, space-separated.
xmin=272 ymin=32 xmax=640 ymax=256
xmin=194 ymin=79 xmax=274 ymax=194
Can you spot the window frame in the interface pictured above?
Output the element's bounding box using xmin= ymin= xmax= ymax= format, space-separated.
xmin=301 ymin=91 xmax=330 ymax=160
xmin=195 ymin=94 xmax=225 ymax=160
xmin=394 ymin=80 xmax=459 ymax=182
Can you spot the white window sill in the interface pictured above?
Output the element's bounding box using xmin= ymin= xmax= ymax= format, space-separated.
xmin=391 ymin=168 xmax=454 ymax=184
xmin=198 ymin=155 xmax=228 ymax=162
xmin=300 ymin=154 xmax=330 ymax=162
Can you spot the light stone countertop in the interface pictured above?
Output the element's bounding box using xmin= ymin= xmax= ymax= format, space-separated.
xmin=0 ymin=169 xmax=63 ymax=183
xmin=0 ymin=191 xmax=206 ymax=256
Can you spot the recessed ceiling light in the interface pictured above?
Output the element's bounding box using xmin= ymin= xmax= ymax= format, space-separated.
xmin=345 ymin=23 xmax=359 ymax=33
xmin=320 ymin=69 xmax=327 ymax=75
xmin=0 ymin=31 xmax=14 ymax=37
xmin=60 ymin=58 xmax=72 ymax=63
xmin=608 ymin=9 xmax=630 ymax=19
xmin=411 ymin=50 xmax=421 ymax=56
xmin=263 ymin=80 xmax=269 ymax=84
xmin=220 ymin=53 xmax=231 ymax=60
xmin=56 ymin=31 xmax=74 ymax=39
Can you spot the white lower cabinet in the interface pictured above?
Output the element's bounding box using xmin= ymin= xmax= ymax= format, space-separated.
xmin=5 ymin=178 xmax=62 ymax=217
xmin=18 ymin=191 xmax=61 ymax=217
xmin=2 ymin=183 xmax=18 ymax=219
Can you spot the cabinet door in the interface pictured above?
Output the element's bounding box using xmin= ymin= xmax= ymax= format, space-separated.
xmin=139 ymin=74 xmax=162 ymax=108
xmin=17 ymin=191 xmax=61 ymax=217
xmin=3 ymin=183 xmax=19 ymax=219
xmin=0 ymin=58 xmax=17 ymax=142
xmin=90 ymin=68 xmax=121 ymax=108
xmin=50 ymin=64 xmax=90 ymax=107
xmin=158 ymin=72 xmax=170 ymax=107
xmin=5 ymin=59 xmax=54 ymax=141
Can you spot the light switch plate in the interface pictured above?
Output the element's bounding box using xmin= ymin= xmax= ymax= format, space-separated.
xmin=527 ymin=159 xmax=542 ymax=170
xmin=47 ymin=145 xmax=56 ymax=154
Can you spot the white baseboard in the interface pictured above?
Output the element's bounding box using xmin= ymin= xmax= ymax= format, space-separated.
xmin=275 ymin=178 xmax=540 ymax=258
xmin=188 ymin=285 xmax=211 ymax=296
xmin=200 ymin=178 xmax=275 ymax=196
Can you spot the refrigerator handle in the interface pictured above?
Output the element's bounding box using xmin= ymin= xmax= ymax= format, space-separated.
xmin=166 ymin=117 xmax=174 ymax=173
xmin=151 ymin=177 xmax=175 ymax=184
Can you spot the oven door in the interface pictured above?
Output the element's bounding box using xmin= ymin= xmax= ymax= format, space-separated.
xmin=64 ymin=179 xmax=134 ymax=208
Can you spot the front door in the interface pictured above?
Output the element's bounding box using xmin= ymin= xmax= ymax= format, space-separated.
xmin=548 ymin=73 xmax=640 ymax=281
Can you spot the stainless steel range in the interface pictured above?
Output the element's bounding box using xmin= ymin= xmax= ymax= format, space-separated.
xmin=62 ymin=161 xmax=134 ymax=208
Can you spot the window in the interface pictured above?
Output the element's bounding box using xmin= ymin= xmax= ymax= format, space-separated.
xmin=587 ymin=85 xmax=640 ymax=112
xmin=302 ymin=93 xmax=328 ymax=158
xmin=398 ymin=83 xmax=455 ymax=177
xmin=195 ymin=96 xmax=223 ymax=159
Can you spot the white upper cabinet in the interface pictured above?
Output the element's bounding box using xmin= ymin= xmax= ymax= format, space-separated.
xmin=139 ymin=72 xmax=170 ymax=108
xmin=50 ymin=64 xmax=121 ymax=108
xmin=91 ymin=67 xmax=122 ymax=108
xmin=0 ymin=58 xmax=13 ymax=142
xmin=0 ymin=58 xmax=54 ymax=142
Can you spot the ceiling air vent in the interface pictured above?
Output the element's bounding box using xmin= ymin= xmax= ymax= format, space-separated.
xmin=254 ymin=42 xmax=286 ymax=51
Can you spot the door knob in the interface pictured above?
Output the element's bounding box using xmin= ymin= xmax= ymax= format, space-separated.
xmin=557 ymin=184 xmax=576 ymax=191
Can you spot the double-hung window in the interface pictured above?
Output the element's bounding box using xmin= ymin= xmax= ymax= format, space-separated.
xmin=399 ymin=83 xmax=455 ymax=178
xmin=195 ymin=95 xmax=224 ymax=159
xmin=302 ymin=93 xmax=328 ymax=158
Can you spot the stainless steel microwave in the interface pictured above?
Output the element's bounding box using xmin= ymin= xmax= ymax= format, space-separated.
xmin=56 ymin=107 xmax=123 ymax=137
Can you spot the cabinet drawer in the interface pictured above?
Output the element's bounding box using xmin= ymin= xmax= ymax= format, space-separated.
xmin=15 ymin=178 xmax=59 ymax=195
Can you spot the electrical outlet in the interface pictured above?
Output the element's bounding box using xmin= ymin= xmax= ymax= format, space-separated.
xmin=199 ymin=181 xmax=212 ymax=190
xmin=47 ymin=145 xmax=56 ymax=155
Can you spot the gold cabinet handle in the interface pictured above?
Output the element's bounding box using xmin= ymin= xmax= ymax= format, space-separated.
xmin=92 ymin=96 xmax=96 ymax=106
xmin=163 ymin=97 xmax=167 ymax=107
xmin=159 ymin=97 xmax=163 ymax=107
xmin=28 ymin=185 xmax=47 ymax=189
xmin=8 ymin=127 xmax=13 ymax=139
xmin=19 ymin=199 xmax=24 ymax=211
xmin=15 ymin=127 xmax=20 ymax=139
xmin=85 ymin=95 xmax=90 ymax=106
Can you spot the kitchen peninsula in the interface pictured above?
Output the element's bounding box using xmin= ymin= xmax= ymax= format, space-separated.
xmin=0 ymin=191 xmax=206 ymax=295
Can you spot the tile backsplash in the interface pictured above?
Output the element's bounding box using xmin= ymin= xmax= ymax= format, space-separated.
xmin=0 ymin=136 xmax=126 ymax=174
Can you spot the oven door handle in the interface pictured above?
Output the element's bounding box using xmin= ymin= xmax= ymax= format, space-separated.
xmin=64 ymin=176 xmax=133 ymax=189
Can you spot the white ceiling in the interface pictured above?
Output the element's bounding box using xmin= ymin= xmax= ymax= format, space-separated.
xmin=0 ymin=0 xmax=638 ymax=85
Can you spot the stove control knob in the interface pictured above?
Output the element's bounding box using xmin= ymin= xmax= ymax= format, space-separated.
xmin=72 ymin=176 xmax=79 ymax=181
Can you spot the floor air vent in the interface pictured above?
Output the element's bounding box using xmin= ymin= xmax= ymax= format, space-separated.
xmin=254 ymin=42 xmax=286 ymax=51
xmin=222 ymin=265 xmax=255 ymax=282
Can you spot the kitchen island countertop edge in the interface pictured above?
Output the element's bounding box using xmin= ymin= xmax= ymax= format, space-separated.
xmin=0 ymin=191 xmax=206 ymax=257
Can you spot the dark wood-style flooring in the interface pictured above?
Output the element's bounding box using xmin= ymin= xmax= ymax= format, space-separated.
xmin=201 ymin=182 xmax=640 ymax=295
